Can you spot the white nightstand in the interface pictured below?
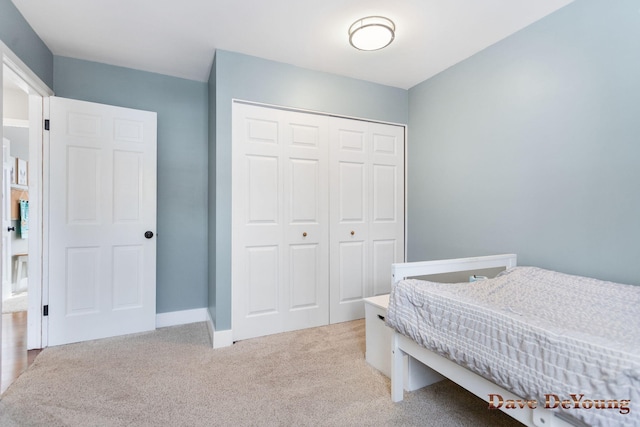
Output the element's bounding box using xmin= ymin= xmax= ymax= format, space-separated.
xmin=364 ymin=294 xmax=444 ymax=391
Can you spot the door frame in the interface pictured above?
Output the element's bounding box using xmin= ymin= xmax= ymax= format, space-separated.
xmin=1 ymin=41 xmax=54 ymax=351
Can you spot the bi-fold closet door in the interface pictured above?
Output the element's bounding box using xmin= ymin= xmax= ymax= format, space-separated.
xmin=232 ymin=102 xmax=404 ymax=341
xmin=329 ymin=117 xmax=405 ymax=324
xmin=232 ymin=103 xmax=330 ymax=341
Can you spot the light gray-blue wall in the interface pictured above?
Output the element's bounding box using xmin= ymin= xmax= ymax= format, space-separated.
xmin=0 ymin=0 xmax=53 ymax=88
xmin=407 ymin=0 xmax=640 ymax=285
xmin=209 ymin=50 xmax=409 ymax=331
xmin=54 ymin=56 xmax=209 ymax=313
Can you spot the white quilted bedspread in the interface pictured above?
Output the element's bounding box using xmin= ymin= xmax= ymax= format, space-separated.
xmin=386 ymin=266 xmax=640 ymax=427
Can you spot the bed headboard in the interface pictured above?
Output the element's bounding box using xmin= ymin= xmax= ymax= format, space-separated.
xmin=392 ymin=254 xmax=517 ymax=284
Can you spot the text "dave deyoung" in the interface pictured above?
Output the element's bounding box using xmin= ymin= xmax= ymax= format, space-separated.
xmin=488 ymin=393 xmax=630 ymax=415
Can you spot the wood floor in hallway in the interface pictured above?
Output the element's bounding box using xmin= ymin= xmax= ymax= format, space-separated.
xmin=1 ymin=311 xmax=40 ymax=394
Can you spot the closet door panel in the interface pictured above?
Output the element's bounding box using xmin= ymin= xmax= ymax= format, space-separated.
xmin=338 ymin=162 xmax=366 ymax=222
xmin=369 ymin=122 xmax=405 ymax=296
xmin=289 ymin=244 xmax=320 ymax=308
xmin=372 ymin=130 xmax=400 ymax=156
xmin=246 ymin=245 xmax=280 ymax=316
xmin=330 ymin=119 xmax=405 ymax=323
xmin=336 ymin=127 xmax=366 ymax=152
xmin=330 ymin=118 xmax=370 ymax=323
xmin=289 ymin=159 xmax=319 ymax=222
xmin=233 ymin=104 xmax=286 ymax=340
xmin=246 ymin=155 xmax=279 ymax=224
xmin=338 ymin=241 xmax=366 ymax=301
xmin=282 ymin=112 xmax=329 ymax=331
xmin=372 ymin=164 xmax=397 ymax=222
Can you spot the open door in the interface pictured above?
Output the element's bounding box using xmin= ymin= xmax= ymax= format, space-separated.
xmin=47 ymin=96 xmax=157 ymax=346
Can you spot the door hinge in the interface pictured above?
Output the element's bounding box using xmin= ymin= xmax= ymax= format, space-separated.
xmin=44 ymin=119 xmax=50 ymax=131
xmin=43 ymin=305 xmax=49 ymax=316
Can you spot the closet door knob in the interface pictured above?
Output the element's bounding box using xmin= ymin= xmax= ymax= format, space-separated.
xmin=350 ymin=230 xmax=355 ymax=236
xmin=302 ymin=232 xmax=307 ymax=237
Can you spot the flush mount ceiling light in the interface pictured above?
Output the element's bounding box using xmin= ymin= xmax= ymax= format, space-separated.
xmin=349 ymin=16 xmax=395 ymax=51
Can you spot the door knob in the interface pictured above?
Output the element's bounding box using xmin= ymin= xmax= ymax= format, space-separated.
xmin=144 ymin=231 xmax=154 ymax=239
xmin=350 ymin=230 xmax=355 ymax=236
xmin=7 ymin=226 xmax=15 ymax=232
xmin=302 ymin=232 xmax=307 ymax=237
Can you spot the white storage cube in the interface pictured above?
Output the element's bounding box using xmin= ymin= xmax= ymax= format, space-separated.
xmin=365 ymin=294 xmax=393 ymax=376
xmin=365 ymin=294 xmax=444 ymax=391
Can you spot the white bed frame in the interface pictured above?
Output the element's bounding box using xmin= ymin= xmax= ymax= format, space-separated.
xmin=390 ymin=254 xmax=574 ymax=427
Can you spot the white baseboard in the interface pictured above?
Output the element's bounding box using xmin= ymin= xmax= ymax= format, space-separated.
xmin=206 ymin=309 xmax=233 ymax=349
xmin=213 ymin=329 xmax=233 ymax=349
xmin=156 ymin=308 xmax=208 ymax=328
xmin=206 ymin=310 xmax=215 ymax=347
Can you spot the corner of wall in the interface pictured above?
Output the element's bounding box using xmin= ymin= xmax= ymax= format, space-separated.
xmin=0 ymin=1 xmax=53 ymax=88
xmin=206 ymin=308 xmax=232 ymax=349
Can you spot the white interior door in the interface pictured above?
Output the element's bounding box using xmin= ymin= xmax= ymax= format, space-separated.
xmin=48 ymin=96 xmax=157 ymax=346
xmin=329 ymin=118 xmax=405 ymax=323
xmin=232 ymin=103 xmax=329 ymax=341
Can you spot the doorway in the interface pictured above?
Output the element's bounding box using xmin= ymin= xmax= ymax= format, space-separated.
xmin=1 ymin=48 xmax=50 ymax=393
xmin=2 ymin=71 xmax=30 ymax=312
xmin=1 ymin=65 xmax=30 ymax=393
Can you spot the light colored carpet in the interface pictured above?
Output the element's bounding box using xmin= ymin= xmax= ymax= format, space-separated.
xmin=2 ymin=292 xmax=27 ymax=314
xmin=0 ymin=320 xmax=522 ymax=427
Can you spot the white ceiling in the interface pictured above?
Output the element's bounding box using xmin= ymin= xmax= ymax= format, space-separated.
xmin=12 ymin=0 xmax=573 ymax=90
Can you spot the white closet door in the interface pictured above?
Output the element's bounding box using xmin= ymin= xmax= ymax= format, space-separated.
xmin=329 ymin=118 xmax=404 ymax=323
xmin=282 ymin=111 xmax=329 ymax=332
xmin=232 ymin=103 xmax=329 ymax=341
xmin=232 ymin=102 xmax=405 ymax=338
xmin=329 ymin=118 xmax=369 ymax=323
xmin=232 ymin=103 xmax=282 ymax=340
xmin=369 ymin=122 xmax=405 ymax=296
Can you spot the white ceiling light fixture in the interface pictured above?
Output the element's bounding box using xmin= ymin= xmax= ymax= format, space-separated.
xmin=349 ymin=16 xmax=395 ymax=51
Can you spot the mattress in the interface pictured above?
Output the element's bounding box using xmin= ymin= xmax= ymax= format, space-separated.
xmin=386 ymin=266 xmax=640 ymax=427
